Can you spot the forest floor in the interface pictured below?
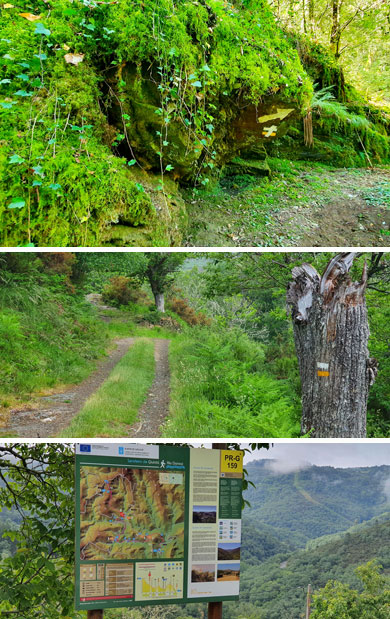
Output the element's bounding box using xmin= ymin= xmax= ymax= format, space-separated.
xmin=185 ymin=162 xmax=390 ymax=247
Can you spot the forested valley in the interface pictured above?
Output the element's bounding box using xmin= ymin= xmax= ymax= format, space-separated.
xmin=1 ymin=251 xmax=390 ymax=438
xmin=0 ymin=0 xmax=389 ymax=247
xmin=1 ymin=445 xmax=390 ymax=617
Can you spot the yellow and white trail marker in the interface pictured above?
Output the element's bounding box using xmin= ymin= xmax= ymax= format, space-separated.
xmin=317 ymin=362 xmax=329 ymax=377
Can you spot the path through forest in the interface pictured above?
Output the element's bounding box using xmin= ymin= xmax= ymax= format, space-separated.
xmin=186 ymin=166 xmax=390 ymax=247
xmin=4 ymin=338 xmax=135 ymax=438
xmin=4 ymin=336 xmax=172 ymax=439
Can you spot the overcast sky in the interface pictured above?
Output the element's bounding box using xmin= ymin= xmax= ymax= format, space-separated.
xmin=241 ymin=442 xmax=390 ymax=471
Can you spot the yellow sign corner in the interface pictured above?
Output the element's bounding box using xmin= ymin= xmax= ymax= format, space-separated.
xmin=220 ymin=450 xmax=243 ymax=473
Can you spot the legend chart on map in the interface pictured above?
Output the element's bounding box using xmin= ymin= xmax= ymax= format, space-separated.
xmin=135 ymin=561 xmax=184 ymax=601
xmin=80 ymin=563 xmax=133 ymax=601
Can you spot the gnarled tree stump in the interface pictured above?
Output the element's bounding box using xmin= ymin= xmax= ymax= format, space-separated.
xmin=287 ymin=253 xmax=377 ymax=438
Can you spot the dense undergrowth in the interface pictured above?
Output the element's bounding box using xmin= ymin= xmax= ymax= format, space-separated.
xmin=0 ymin=272 xmax=106 ymax=409
xmin=3 ymin=1 xmax=389 ymax=247
xmin=165 ymin=326 xmax=300 ymax=437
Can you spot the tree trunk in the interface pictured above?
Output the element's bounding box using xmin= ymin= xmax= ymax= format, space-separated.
xmin=153 ymin=291 xmax=165 ymax=312
xmin=287 ymin=253 xmax=377 ymax=438
xmin=330 ymin=0 xmax=341 ymax=57
xmin=308 ymin=0 xmax=315 ymax=35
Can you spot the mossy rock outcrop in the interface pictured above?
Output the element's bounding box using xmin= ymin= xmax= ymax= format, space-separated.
xmin=0 ymin=0 xmax=350 ymax=247
xmin=108 ymin=63 xmax=298 ymax=180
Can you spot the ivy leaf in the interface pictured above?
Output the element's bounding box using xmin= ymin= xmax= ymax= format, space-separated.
xmin=8 ymin=197 xmax=26 ymax=209
xmin=2 ymin=54 xmax=14 ymax=60
xmin=32 ymin=180 xmax=42 ymax=187
xmin=0 ymin=79 xmax=12 ymax=84
xmin=201 ymin=64 xmax=211 ymax=72
xmin=192 ymin=81 xmax=202 ymax=88
xmin=9 ymin=154 xmax=25 ymax=164
xmin=14 ymin=90 xmax=33 ymax=97
xmin=127 ymin=159 xmax=136 ymax=166
xmin=34 ymin=53 xmax=47 ymax=61
xmin=16 ymin=74 xmax=29 ymax=81
xmin=35 ymin=23 xmax=51 ymax=37
xmin=165 ymin=164 xmax=174 ymax=171
xmin=49 ymin=183 xmax=61 ymax=191
xmin=0 ymin=101 xmax=14 ymax=109
xmin=32 ymin=165 xmax=44 ymax=177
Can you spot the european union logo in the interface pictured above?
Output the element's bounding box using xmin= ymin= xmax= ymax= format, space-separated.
xmin=79 ymin=444 xmax=91 ymax=452
xmin=119 ymin=446 xmax=124 ymax=455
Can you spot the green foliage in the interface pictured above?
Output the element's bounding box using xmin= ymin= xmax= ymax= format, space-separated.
xmin=101 ymin=275 xmax=146 ymax=307
xmin=0 ymin=0 xmax=312 ymax=245
xmin=311 ymin=561 xmax=390 ymax=618
xmin=111 ymin=0 xmax=311 ymax=105
xmin=0 ymin=263 xmax=107 ymax=398
xmin=0 ymin=444 xmax=75 ymax=618
xmin=166 ymin=326 xmax=301 ymax=438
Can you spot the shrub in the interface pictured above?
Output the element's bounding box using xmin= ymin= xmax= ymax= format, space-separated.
xmin=101 ymin=276 xmax=145 ymax=307
xmin=168 ymin=296 xmax=211 ymax=326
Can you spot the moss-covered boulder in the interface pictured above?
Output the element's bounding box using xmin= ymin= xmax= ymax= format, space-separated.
xmin=0 ymin=0 xmax=312 ymax=246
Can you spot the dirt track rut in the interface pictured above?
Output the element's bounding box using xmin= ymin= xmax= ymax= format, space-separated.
xmin=3 ymin=338 xmax=135 ymax=438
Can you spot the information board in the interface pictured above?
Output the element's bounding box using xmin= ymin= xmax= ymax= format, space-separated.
xmin=75 ymin=444 xmax=243 ymax=610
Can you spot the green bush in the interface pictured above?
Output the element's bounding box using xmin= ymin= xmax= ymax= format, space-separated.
xmin=165 ymin=326 xmax=301 ymax=437
xmin=0 ymin=273 xmax=107 ymax=396
xmin=101 ymin=275 xmax=145 ymax=307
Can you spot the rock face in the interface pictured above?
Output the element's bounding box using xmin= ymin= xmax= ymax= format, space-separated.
xmin=108 ymin=64 xmax=297 ymax=181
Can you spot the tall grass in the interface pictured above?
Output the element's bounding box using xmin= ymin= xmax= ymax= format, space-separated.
xmin=164 ymin=327 xmax=301 ymax=438
xmin=61 ymin=339 xmax=155 ymax=437
xmin=0 ymin=275 xmax=107 ymax=398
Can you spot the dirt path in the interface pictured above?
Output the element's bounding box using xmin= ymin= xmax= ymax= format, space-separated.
xmin=280 ymin=168 xmax=390 ymax=246
xmin=185 ymin=165 xmax=390 ymax=247
xmin=129 ymin=339 xmax=171 ymax=438
xmin=3 ymin=338 xmax=135 ymax=438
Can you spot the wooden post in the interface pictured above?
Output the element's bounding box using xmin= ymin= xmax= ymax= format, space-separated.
xmin=208 ymin=600 xmax=223 ymax=619
xmin=87 ymin=610 xmax=103 ymax=618
xmin=306 ymin=583 xmax=312 ymax=619
xmin=208 ymin=443 xmax=228 ymax=619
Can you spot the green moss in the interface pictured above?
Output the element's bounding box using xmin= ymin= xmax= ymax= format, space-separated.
xmin=0 ymin=0 xmax=313 ymax=246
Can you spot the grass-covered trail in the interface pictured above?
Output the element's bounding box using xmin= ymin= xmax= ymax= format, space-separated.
xmin=3 ymin=337 xmax=171 ymax=439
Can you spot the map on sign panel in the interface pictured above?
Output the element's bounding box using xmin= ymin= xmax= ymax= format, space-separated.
xmin=79 ymin=467 xmax=185 ymax=561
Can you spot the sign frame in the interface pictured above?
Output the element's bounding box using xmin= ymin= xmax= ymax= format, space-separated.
xmin=75 ymin=443 xmax=243 ymax=611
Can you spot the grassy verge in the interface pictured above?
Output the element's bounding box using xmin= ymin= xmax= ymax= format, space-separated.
xmin=0 ymin=277 xmax=108 ymax=426
xmin=60 ymin=339 xmax=155 ymax=438
xmin=164 ymin=327 xmax=301 ymax=438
